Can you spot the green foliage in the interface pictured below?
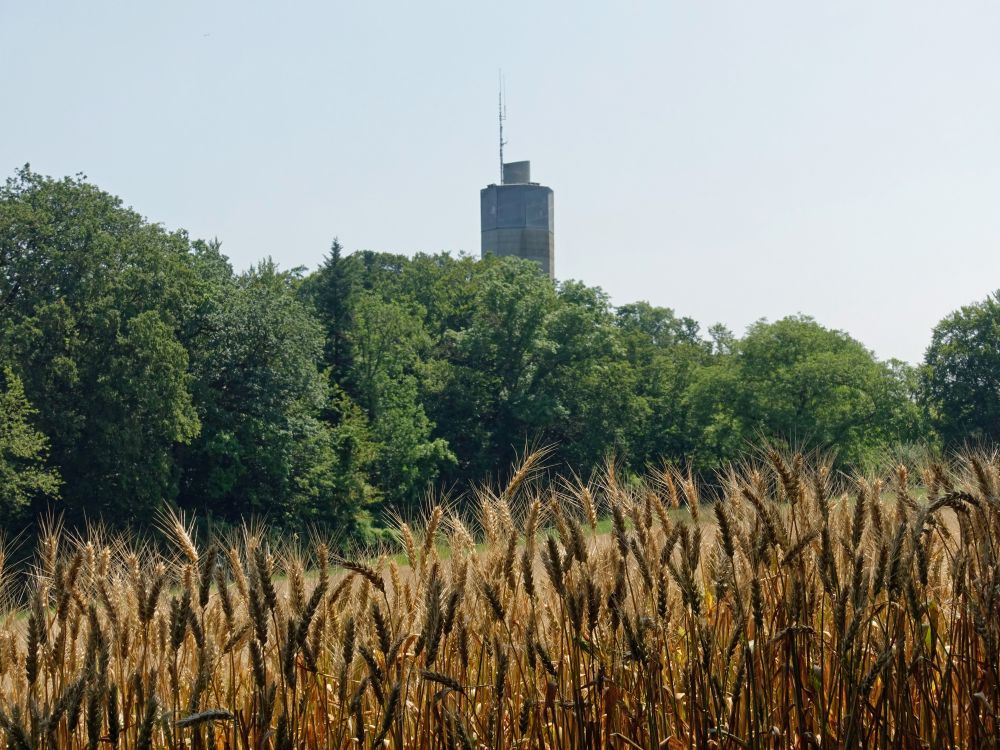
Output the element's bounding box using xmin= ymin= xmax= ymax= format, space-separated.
xmin=530 ymin=281 xmax=638 ymax=468
xmin=614 ymin=301 xmax=712 ymax=466
xmin=922 ymin=291 xmax=1000 ymax=446
xmin=323 ymin=384 xmax=380 ymax=515
xmin=1 ymin=169 xmax=374 ymax=534
xmin=438 ymin=258 xmax=558 ymax=475
xmin=685 ymin=316 xmax=923 ymax=468
xmin=303 ymin=251 xmax=456 ymax=514
xmin=0 ymin=367 xmax=60 ymax=524
xmin=1 ymin=167 xmax=201 ymax=523
xmin=349 ymin=291 xmax=453 ymax=512
xmin=181 ymin=260 xmax=373 ymax=531
xmin=303 ymin=239 xmax=357 ymax=381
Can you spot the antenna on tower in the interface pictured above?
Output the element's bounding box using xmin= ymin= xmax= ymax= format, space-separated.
xmin=498 ymin=70 xmax=507 ymax=183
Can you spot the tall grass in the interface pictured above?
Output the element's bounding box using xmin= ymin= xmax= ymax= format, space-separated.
xmin=1 ymin=448 xmax=998 ymax=748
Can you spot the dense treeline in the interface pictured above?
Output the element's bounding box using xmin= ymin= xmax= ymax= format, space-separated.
xmin=1 ymin=167 xmax=998 ymax=535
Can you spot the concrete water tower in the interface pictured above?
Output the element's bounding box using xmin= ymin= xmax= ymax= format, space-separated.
xmin=480 ymin=161 xmax=555 ymax=278
xmin=480 ymin=80 xmax=554 ymax=278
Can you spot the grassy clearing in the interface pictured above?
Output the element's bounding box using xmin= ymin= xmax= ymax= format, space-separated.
xmin=0 ymin=450 xmax=998 ymax=748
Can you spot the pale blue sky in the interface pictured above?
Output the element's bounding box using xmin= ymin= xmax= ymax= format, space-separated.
xmin=4 ymin=1 xmax=999 ymax=363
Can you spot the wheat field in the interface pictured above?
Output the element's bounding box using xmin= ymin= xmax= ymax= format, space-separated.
xmin=1 ymin=449 xmax=998 ymax=749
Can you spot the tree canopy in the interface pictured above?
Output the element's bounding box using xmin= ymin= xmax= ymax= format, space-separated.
xmin=685 ymin=316 xmax=923 ymax=468
xmin=922 ymin=291 xmax=1000 ymax=446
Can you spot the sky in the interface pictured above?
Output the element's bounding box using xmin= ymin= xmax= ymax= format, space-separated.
xmin=4 ymin=1 xmax=999 ymax=364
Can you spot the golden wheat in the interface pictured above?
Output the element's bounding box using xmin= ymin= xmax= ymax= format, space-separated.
xmin=0 ymin=449 xmax=999 ymax=748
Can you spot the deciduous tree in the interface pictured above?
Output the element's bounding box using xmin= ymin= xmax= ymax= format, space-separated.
xmin=922 ymin=292 xmax=1000 ymax=445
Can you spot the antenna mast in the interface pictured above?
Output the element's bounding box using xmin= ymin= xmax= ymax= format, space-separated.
xmin=498 ymin=70 xmax=507 ymax=182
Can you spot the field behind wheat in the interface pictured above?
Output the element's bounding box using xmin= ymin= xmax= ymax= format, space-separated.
xmin=1 ymin=449 xmax=998 ymax=749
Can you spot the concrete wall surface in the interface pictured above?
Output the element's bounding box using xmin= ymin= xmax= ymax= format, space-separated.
xmin=481 ymin=183 xmax=554 ymax=277
xmin=502 ymin=160 xmax=531 ymax=184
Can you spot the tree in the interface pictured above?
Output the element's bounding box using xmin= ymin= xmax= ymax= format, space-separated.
xmin=348 ymin=291 xmax=453 ymax=513
xmin=180 ymin=260 xmax=372 ymax=530
xmin=429 ymin=259 xmax=643 ymax=480
xmin=922 ymin=292 xmax=1000 ymax=445
xmin=533 ymin=281 xmax=642 ymax=470
xmin=304 ymin=248 xmax=458 ymax=514
xmin=0 ymin=167 xmax=202 ymax=525
xmin=685 ymin=316 xmax=922 ymax=468
xmin=432 ymin=257 xmax=557 ymax=479
xmin=394 ymin=252 xmax=486 ymax=336
xmin=0 ymin=367 xmax=60 ymax=525
xmin=305 ymin=239 xmax=358 ymax=382
xmin=614 ymin=302 xmax=713 ymax=467
xmin=322 ymin=384 xmax=381 ymax=525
